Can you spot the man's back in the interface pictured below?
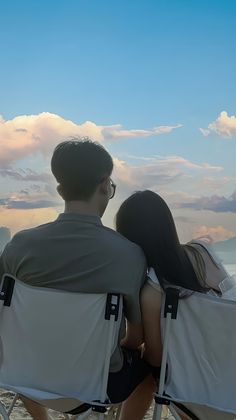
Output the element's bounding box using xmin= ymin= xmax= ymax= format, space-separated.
xmin=0 ymin=212 xmax=146 ymax=371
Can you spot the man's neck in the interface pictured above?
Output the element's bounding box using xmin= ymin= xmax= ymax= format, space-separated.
xmin=64 ymin=201 xmax=100 ymax=217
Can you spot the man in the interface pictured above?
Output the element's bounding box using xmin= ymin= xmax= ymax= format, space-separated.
xmin=0 ymin=139 xmax=153 ymax=420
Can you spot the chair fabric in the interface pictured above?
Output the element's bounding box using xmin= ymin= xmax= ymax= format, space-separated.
xmin=161 ymin=290 xmax=236 ymax=417
xmin=0 ymin=275 xmax=122 ymax=411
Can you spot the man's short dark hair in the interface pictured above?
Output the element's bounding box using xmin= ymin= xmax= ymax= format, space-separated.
xmin=51 ymin=138 xmax=113 ymax=201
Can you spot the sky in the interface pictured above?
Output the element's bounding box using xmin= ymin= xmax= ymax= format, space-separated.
xmin=0 ymin=0 xmax=236 ymax=243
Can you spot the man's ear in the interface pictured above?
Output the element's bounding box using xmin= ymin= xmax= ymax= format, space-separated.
xmin=99 ymin=177 xmax=109 ymax=196
xmin=57 ymin=184 xmax=63 ymax=197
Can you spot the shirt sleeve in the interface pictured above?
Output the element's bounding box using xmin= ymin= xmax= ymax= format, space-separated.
xmin=0 ymin=244 xmax=9 ymax=284
xmin=123 ymin=247 xmax=147 ymax=324
xmin=0 ymin=255 xmax=4 ymax=283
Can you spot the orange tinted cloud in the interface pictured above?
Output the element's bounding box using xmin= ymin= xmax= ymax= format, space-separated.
xmin=0 ymin=207 xmax=59 ymax=236
xmin=193 ymin=225 xmax=236 ymax=242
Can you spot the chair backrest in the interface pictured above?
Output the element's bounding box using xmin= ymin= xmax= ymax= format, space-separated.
xmin=162 ymin=289 xmax=236 ymax=415
xmin=0 ymin=274 xmax=122 ymax=406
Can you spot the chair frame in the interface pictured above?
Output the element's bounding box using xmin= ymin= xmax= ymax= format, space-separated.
xmin=0 ymin=275 xmax=122 ymax=420
xmin=153 ymin=287 xmax=199 ymax=420
xmin=152 ymin=287 xmax=236 ymax=420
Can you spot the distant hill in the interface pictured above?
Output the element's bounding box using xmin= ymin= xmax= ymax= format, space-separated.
xmin=213 ymin=237 xmax=236 ymax=264
xmin=0 ymin=227 xmax=11 ymax=253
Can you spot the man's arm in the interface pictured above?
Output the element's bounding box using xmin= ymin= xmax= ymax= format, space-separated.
xmin=0 ymin=253 xmax=6 ymax=283
xmin=121 ymin=247 xmax=147 ymax=349
xmin=0 ymin=242 xmax=11 ymax=282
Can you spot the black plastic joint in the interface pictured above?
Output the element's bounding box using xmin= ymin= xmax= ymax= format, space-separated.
xmin=164 ymin=287 xmax=180 ymax=319
xmin=105 ymin=293 xmax=120 ymax=321
xmin=0 ymin=275 xmax=15 ymax=307
xmin=91 ymin=405 xmax=107 ymax=413
xmin=155 ymin=396 xmax=170 ymax=406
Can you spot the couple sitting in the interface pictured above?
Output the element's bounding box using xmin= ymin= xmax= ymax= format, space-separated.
xmin=0 ymin=139 xmax=227 ymax=420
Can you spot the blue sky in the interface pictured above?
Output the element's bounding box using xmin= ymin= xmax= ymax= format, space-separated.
xmin=0 ymin=0 xmax=236 ymax=241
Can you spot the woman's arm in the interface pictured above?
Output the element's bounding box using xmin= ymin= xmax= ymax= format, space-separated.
xmin=141 ymin=282 xmax=162 ymax=367
xmin=120 ymin=320 xmax=143 ymax=349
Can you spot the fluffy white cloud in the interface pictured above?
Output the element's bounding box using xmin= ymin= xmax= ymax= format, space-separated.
xmin=0 ymin=112 xmax=182 ymax=165
xmin=200 ymin=111 xmax=236 ymax=138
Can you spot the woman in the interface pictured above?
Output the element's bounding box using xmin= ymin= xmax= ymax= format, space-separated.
xmin=116 ymin=190 xmax=229 ymax=419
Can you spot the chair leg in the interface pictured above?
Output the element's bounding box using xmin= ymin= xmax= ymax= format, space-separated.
xmin=106 ymin=407 xmax=115 ymax=420
xmin=71 ymin=408 xmax=92 ymax=419
xmin=114 ymin=404 xmax=121 ymax=419
xmin=106 ymin=404 xmax=121 ymax=420
xmin=7 ymin=393 xmax=18 ymax=416
xmin=169 ymin=404 xmax=183 ymax=420
xmin=152 ymin=401 xmax=162 ymax=420
xmin=0 ymin=402 xmax=10 ymax=420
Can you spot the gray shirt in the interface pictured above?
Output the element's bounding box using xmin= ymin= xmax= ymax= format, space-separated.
xmin=0 ymin=213 xmax=146 ymax=371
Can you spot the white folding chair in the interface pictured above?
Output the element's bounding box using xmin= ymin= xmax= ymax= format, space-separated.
xmin=0 ymin=274 xmax=123 ymax=419
xmin=153 ymin=287 xmax=236 ymax=420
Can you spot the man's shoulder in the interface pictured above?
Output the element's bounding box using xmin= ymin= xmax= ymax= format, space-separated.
xmin=101 ymin=226 xmax=145 ymax=262
xmin=11 ymin=221 xmax=56 ymax=243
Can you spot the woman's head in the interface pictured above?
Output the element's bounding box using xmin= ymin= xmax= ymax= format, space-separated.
xmin=116 ymin=190 xmax=206 ymax=292
xmin=116 ymin=190 xmax=179 ymax=264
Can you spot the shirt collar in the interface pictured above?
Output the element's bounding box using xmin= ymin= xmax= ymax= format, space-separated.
xmin=57 ymin=212 xmax=102 ymax=226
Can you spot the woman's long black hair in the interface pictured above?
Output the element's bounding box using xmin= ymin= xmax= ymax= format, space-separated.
xmin=116 ymin=190 xmax=207 ymax=292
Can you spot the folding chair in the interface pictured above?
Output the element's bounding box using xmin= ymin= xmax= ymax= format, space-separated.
xmin=153 ymin=287 xmax=236 ymax=420
xmin=0 ymin=274 xmax=123 ymax=419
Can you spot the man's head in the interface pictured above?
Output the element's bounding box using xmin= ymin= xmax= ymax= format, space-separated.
xmin=51 ymin=138 xmax=115 ymax=216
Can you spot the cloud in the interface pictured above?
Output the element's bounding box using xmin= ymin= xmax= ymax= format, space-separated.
xmin=196 ymin=176 xmax=232 ymax=191
xmin=0 ymin=112 xmax=182 ymax=166
xmin=175 ymin=216 xmax=194 ymax=224
xmin=181 ymin=190 xmax=236 ymax=213
xmin=0 ymin=152 xmax=221 ymax=220
xmin=0 ymin=199 xmax=58 ymax=209
xmin=0 ymin=152 xmax=226 ymax=215
xmin=0 ymin=188 xmax=59 ymax=210
xmin=199 ymin=128 xmax=210 ymax=137
xmin=0 ymin=207 xmax=58 ymax=235
xmin=193 ymin=225 xmax=236 ymax=242
xmin=125 ymin=154 xmax=222 ymax=171
xmin=113 ymin=157 xmax=184 ymax=194
xmin=113 ymin=155 xmax=223 ymax=196
xmin=14 ymin=128 xmax=28 ymax=133
xmin=0 ymin=168 xmax=51 ymax=182
xmin=200 ymin=111 xmax=236 ymax=138
xmin=103 ymin=124 xmax=183 ymax=139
